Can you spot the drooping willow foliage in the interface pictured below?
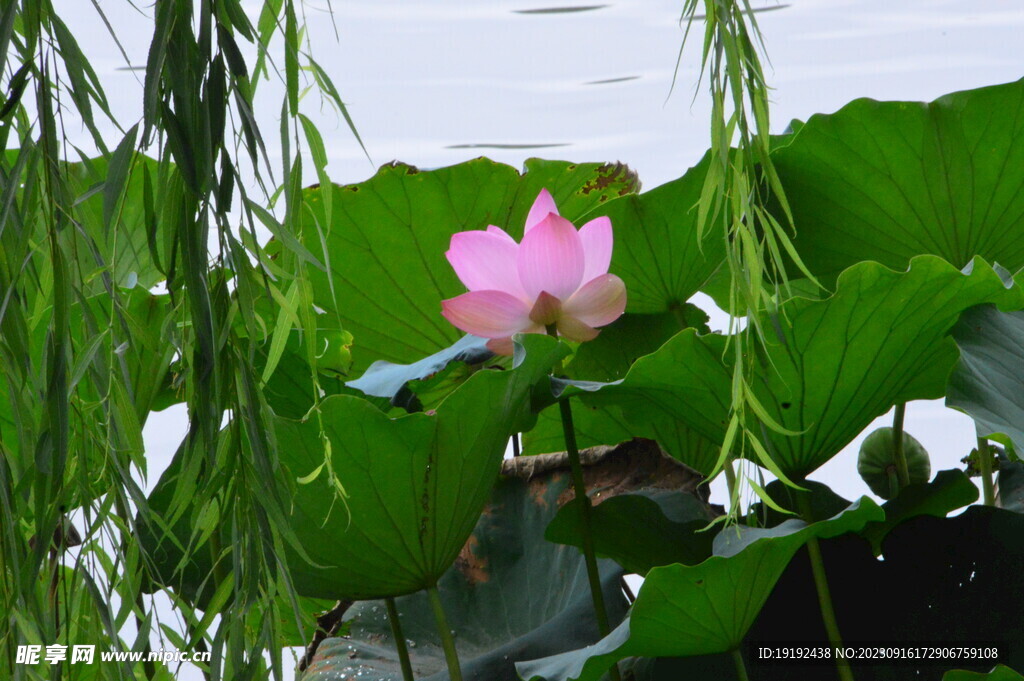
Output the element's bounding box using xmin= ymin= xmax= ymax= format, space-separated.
xmin=677 ymin=0 xmax=820 ymax=508
xmin=0 ymin=1 xmax=361 ymax=678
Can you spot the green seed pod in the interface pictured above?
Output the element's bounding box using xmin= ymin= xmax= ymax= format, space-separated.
xmin=857 ymin=427 xmax=931 ymax=499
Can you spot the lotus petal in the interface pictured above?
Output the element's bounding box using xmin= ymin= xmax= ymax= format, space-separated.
xmin=447 ymin=230 xmax=525 ymax=299
xmin=563 ymin=274 xmax=627 ymax=327
xmin=525 ymin=188 xmax=560 ymax=234
xmin=518 ymin=214 xmax=585 ymax=302
xmin=578 ymin=216 xmax=613 ymax=284
xmin=557 ymin=315 xmax=600 ymax=343
xmin=441 ymin=291 xmax=532 ymax=339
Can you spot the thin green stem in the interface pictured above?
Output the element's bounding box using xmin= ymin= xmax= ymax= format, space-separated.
xmin=724 ymin=458 xmax=739 ymax=502
xmin=556 ymin=397 xmax=611 ymax=636
xmin=426 ymin=585 xmax=462 ymax=681
xmin=977 ymin=437 xmax=996 ymax=506
xmin=547 ymin=326 xmax=621 ymax=681
xmin=891 ymin=403 xmax=910 ymax=489
xmin=797 ymin=493 xmax=854 ymax=681
xmin=805 ymin=536 xmax=850 ymax=674
xmin=731 ymin=648 xmax=750 ymax=681
xmin=386 ymin=598 xmax=415 ymax=681
xmin=886 ymin=468 xmax=900 ymax=501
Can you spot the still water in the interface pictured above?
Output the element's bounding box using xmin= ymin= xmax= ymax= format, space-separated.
xmin=64 ymin=0 xmax=1024 ymax=189
xmin=52 ymin=0 xmax=1024 ymax=677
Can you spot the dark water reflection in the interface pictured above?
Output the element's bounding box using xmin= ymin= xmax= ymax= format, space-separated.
xmin=445 ymin=142 xmax=571 ymax=149
xmin=585 ymin=76 xmax=642 ymax=85
xmin=513 ymin=5 xmax=610 ymax=15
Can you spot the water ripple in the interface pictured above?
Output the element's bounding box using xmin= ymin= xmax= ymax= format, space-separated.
xmin=585 ymin=76 xmax=641 ymax=86
xmin=445 ymin=142 xmax=571 ymax=150
xmin=514 ymin=5 xmax=609 ymax=15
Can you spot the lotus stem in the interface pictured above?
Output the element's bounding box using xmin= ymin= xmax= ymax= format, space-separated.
xmin=731 ymin=648 xmax=750 ymax=681
xmin=385 ymin=598 xmax=415 ymax=681
xmin=892 ymin=403 xmax=910 ymax=489
xmin=797 ymin=493 xmax=855 ymax=681
xmin=977 ymin=437 xmax=996 ymax=506
xmin=426 ymin=585 xmax=463 ymax=681
xmin=546 ymin=327 xmax=621 ymax=681
xmin=886 ymin=468 xmax=900 ymax=501
xmin=556 ymin=397 xmax=611 ymax=632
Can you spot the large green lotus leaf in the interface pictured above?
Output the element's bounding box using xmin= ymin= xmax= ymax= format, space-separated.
xmin=522 ymin=400 xmax=719 ymax=474
xmin=516 ymin=307 xmax=716 ymax=466
xmin=742 ymin=507 xmax=1024 ymax=679
xmin=225 ymin=286 xmax=378 ymax=419
xmin=301 ymin=475 xmax=628 ymax=681
xmin=256 ymin=333 xmax=360 ymax=419
xmin=141 ymin=336 xmax=567 ymax=604
xmin=745 ymin=507 xmax=1024 ymax=680
xmin=566 ymin=307 xmax=707 ymax=383
xmin=566 ymin=256 xmax=1023 ymax=477
xmin=948 ymin=304 xmax=1024 ymax=454
xmin=866 ymin=508 xmax=1024 ymax=677
xmin=573 ymin=154 xmax=725 ymax=313
xmin=517 ymin=498 xmax=883 ymax=681
xmin=522 ymin=401 xmax=633 ymax=455
xmin=945 ymin=666 xmax=1024 ymax=681
xmin=65 ymin=153 xmax=177 ymax=292
xmin=548 ymin=506 xmax=1024 ymax=681
xmin=753 ymin=472 xmax=977 ymax=547
xmin=523 ymin=307 xmax=704 ymax=457
xmin=861 ymin=469 xmax=979 ymax=553
xmin=299 ymin=159 xmax=637 ymax=373
xmin=545 ymin=491 xmax=716 ymax=575
xmin=752 ymin=479 xmax=855 ymax=526
xmin=277 ymin=334 xmax=568 ymax=599
xmin=406 ymin=358 xmax=511 ymax=413
xmin=772 ymin=79 xmax=1024 ymax=284
xmin=746 ymin=471 xmax=978 ymax=559
xmin=239 ymin=292 xmax=401 ymax=419
xmin=999 ymin=458 xmax=1024 ymax=514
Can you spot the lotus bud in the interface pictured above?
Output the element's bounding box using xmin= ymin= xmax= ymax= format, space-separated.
xmin=857 ymin=427 xmax=931 ymax=499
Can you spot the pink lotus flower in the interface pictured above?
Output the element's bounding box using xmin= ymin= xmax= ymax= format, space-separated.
xmin=441 ymin=189 xmax=627 ymax=355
